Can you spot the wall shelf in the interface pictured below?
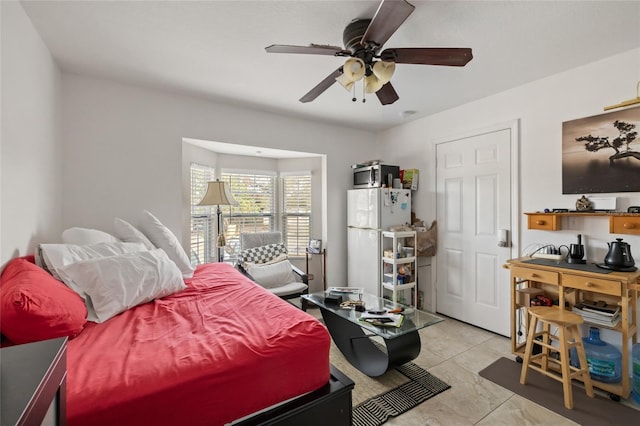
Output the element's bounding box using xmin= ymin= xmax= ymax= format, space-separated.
xmin=525 ymin=212 xmax=640 ymax=235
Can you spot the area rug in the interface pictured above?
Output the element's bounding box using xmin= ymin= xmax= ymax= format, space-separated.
xmin=352 ymin=361 xmax=451 ymax=426
xmin=479 ymin=357 xmax=640 ymax=426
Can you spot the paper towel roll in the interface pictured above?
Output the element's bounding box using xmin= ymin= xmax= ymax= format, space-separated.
xmin=393 ymin=178 xmax=402 ymax=189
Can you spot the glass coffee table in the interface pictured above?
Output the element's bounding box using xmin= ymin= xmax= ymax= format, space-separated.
xmin=303 ymin=290 xmax=443 ymax=377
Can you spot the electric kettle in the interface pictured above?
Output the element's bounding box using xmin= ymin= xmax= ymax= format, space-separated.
xmin=600 ymin=238 xmax=636 ymax=271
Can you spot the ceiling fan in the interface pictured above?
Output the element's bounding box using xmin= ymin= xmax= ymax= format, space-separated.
xmin=265 ymin=0 xmax=473 ymax=105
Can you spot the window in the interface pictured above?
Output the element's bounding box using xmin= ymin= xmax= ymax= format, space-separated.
xmin=190 ymin=163 xmax=215 ymax=264
xmin=282 ymin=173 xmax=311 ymax=256
xmin=221 ymin=171 xmax=276 ymax=259
xmin=189 ymin=166 xmax=313 ymax=262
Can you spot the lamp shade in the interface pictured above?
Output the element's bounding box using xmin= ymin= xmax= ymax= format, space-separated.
xmin=196 ymin=180 xmax=238 ymax=206
xmin=364 ymin=74 xmax=384 ymax=94
xmin=336 ymin=57 xmax=365 ymax=91
xmin=372 ymin=61 xmax=396 ymax=84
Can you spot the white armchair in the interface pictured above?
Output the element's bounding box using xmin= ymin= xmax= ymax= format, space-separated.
xmin=236 ymin=232 xmax=308 ymax=310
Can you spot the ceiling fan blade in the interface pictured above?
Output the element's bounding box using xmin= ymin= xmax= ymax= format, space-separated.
xmin=361 ymin=0 xmax=415 ymax=52
xmin=300 ymin=68 xmax=343 ymax=103
xmin=381 ymin=47 xmax=473 ymax=66
xmin=376 ymin=82 xmax=399 ymax=105
xmin=265 ymin=44 xmax=349 ymax=56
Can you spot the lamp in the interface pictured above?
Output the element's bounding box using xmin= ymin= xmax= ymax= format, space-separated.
xmin=197 ymin=180 xmax=238 ymax=262
xmin=372 ymin=61 xmax=395 ymax=84
xmin=336 ymin=58 xmax=396 ymax=99
xmin=336 ymin=58 xmax=366 ymax=91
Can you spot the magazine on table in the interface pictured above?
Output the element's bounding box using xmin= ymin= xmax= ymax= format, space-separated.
xmin=359 ymin=311 xmax=404 ymax=327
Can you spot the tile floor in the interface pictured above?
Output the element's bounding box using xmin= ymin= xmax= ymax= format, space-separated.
xmin=305 ymin=305 xmax=640 ymax=425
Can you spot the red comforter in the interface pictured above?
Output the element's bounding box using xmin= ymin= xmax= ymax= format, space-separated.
xmin=67 ymin=263 xmax=330 ymax=426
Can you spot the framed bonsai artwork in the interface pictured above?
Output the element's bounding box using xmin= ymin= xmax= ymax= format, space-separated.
xmin=562 ymin=105 xmax=640 ymax=194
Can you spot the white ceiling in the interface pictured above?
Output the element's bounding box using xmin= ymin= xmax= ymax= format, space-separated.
xmin=21 ymin=0 xmax=640 ymax=132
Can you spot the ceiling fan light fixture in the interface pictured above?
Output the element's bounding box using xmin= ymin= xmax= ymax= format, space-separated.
xmin=372 ymin=60 xmax=396 ymax=84
xmin=364 ymin=74 xmax=384 ymax=94
xmin=335 ymin=57 xmax=365 ymax=91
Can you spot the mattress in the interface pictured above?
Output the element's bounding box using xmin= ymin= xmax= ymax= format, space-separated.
xmin=66 ymin=263 xmax=330 ymax=426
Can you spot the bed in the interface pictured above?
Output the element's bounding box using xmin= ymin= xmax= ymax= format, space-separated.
xmin=1 ymin=245 xmax=352 ymax=425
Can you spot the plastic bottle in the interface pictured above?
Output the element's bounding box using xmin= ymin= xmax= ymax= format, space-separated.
xmin=571 ymin=327 xmax=622 ymax=383
xmin=633 ymin=343 xmax=640 ymax=403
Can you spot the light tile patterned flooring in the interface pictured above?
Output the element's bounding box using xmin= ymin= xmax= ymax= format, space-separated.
xmin=305 ymin=305 xmax=640 ymax=425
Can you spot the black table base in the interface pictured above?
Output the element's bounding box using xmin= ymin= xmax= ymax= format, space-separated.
xmin=321 ymin=308 xmax=421 ymax=377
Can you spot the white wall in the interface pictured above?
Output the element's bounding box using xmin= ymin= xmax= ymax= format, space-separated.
xmin=380 ymin=48 xmax=640 ymax=260
xmin=0 ymin=1 xmax=62 ymax=266
xmin=379 ymin=47 xmax=640 ymax=352
xmin=62 ymin=74 xmax=377 ymax=284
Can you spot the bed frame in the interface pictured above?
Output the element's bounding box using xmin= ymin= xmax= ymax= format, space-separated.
xmin=231 ymin=364 xmax=354 ymax=425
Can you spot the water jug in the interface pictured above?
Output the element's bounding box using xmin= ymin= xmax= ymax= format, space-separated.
xmin=570 ymin=327 xmax=622 ymax=383
xmin=633 ymin=343 xmax=640 ymax=403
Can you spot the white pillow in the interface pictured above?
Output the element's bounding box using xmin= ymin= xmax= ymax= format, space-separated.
xmin=40 ymin=242 xmax=147 ymax=281
xmin=246 ymin=260 xmax=297 ymax=289
xmin=40 ymin=241 xmax=148 ymax=322
xmin=61 ymin=227 xmax=118 ymax=245
xmin=59 ymin=249 xmax=185 ymax=323
xmin=113 ymin=217 xmax=155 ymax=250
xmin=137 ymin=210 xmax=194 ymax=279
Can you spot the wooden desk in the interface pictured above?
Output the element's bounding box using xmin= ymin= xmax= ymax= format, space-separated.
xmin=505 ymin=257 xmax=640 ymax=399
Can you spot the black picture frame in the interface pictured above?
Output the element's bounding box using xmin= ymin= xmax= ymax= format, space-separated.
xmin=308 ymin=239 xmax=322 ymax=254
xmin=562 ymin=105 xmax=640 ymax=194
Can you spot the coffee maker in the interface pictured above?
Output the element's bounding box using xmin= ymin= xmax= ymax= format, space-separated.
xmin=567 ymin=234 xmax=586 ymax=264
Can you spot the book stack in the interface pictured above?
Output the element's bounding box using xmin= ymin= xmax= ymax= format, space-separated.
xmin=572 ymin=300 xmax=621 ymax=327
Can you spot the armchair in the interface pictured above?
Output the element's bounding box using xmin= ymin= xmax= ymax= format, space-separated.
xmin=236 ymin=232 xmax=308 ymax=311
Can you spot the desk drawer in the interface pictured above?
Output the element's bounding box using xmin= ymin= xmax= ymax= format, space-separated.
xmin=527 ymin=214 xmax=559 ymax=231
xmin=511 ymin=266 xmax=559 ymax=285
xmin=562 ymin=274 xmax=622 ymax=296
xmin=610 ymin=216 xmax=640 ymax=235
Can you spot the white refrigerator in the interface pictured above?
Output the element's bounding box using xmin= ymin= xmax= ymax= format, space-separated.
xmin=347 ymin=188 xmax=411 ymax=296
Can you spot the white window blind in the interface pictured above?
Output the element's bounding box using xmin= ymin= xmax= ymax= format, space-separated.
xmin=190 ymin=163 xmax=215 ymax=264
xmin=221 ymin=171 xmax=275 ymax=258
xmin=282 ymin=174 xmax=311 ymax=256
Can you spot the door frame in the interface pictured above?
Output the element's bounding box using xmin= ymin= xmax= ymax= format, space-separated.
xmin=427 ymin=119 xmax=521 ymax=315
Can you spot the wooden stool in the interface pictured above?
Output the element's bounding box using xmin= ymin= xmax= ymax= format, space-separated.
xmin=520 ymin=306 xmax=594 ymax=409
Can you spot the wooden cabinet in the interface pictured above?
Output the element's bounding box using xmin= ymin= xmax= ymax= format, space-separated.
xmin=381 ymin=231 xmax=417 ymax=307
xmin=525 ymin=212 xmax=640 ymax=235
xmin=505 ymin=258 xmax=640 ymax=399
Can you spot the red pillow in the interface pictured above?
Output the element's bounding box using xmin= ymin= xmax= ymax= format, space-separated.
xmin=0 ymin=258 xmax=87 ymax=344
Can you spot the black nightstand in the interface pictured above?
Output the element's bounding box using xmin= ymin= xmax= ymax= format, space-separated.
xmin=1 ymin=337 xmax=67 ymax=426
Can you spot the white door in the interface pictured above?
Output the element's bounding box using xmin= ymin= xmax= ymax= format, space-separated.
xmin=435 ymin=123 xmax=517 ymax=336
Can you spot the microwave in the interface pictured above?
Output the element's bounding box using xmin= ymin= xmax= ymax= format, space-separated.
xmin=353 ymin=164 xmax=400 ymax=189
